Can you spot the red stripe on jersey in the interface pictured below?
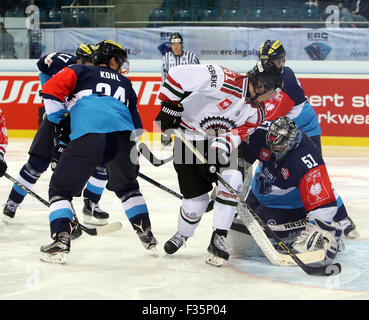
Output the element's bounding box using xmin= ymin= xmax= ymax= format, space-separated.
xmin=220 ymin=87 xmax=242 ymax=99
xmin=298 ymin=165 xmax=336 ymax=212
xmin=42 ymin=67 xmax=77 ymax=102
xmin=158 ymin=92 xmax=181 ymax=103
xmin=166 ymin=74 xmax=184 ymax=91
xmin=180 ymin=120 xmax=196 ymax=130
xmin=265 ymin=92 xmax=295 ymax=121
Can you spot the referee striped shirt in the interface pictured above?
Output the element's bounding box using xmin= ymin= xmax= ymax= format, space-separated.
xmin=161 ymin=50 xmax=200 ymax=83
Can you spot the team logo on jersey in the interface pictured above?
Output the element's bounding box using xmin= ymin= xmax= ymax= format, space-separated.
xmin=217 ymin=98 xmax=233 ymax=111
xmin=259 ymin=148 xmax=271 ymax=161
xmin=305 ymin=168 xmax=330 ymax=204
xmin=281 ymin=167 xmax=290 ymax=180
xmin=199 ymin=116 xmax=236 ymax=131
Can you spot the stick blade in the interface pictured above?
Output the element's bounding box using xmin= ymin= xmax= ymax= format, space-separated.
xmin=306 ymin=263 xmax=342 ymax=276
xmin=81 ymin=222 xmax=123 ymax=236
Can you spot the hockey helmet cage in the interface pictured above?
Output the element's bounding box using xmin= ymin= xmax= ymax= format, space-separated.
xmin=93 ymin=40 xmax=128 ymax=69
xmin=76 ymin=43 xmax=95 ymax=63
xmin=249 ymin=60 xmax=284 ymax=92
xmin=266 ymin=116 xmax=302 ymax=159
xmin=170 ymin=32 xmax=183 ymax=44
xmin=258 ymin=40 xmax=286 ymax=61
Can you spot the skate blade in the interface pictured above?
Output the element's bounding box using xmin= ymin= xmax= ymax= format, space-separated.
xmin=205 ymin=254 xmax=226 ymax=267
xmin=150 ymin=245 xmax=159 ymax=256
xmin=40 ymin=252 xmax=68 ymax=264
xmin=83 ymin=215 xmax=109 ymax=226
xmin=2 ymin=215 xmax=13 ymax=224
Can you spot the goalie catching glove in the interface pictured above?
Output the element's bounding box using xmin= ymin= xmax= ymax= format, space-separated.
xmin=292 ymin=219 xmax=343 ymax=265
xmin=155 ymin=101 xmax=184 ymax=133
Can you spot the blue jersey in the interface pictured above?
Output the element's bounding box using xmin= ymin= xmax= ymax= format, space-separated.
xmin=240 ymin=121 xmax=336 ymax=215
xmin=37 ymin=52 xmax=78 ymax=85
xmin=42 ymin=64 xmax=142 ymax=141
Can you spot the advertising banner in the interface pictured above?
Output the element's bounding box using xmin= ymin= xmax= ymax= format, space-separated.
xmin=0 ymin=73 xmax=368 ymax=142
xmin=40 ymin=27 xmax=369 ymax=62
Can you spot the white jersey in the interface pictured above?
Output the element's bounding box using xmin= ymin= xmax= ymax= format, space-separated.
xmin=161 ymin=50 xmax=200 ymax=83
xmin=159 ymin=64 xmax=266 ymax=151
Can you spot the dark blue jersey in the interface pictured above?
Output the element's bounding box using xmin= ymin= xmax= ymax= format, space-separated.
xmin=281 ymin=66 xmax=306 ymax=106
xmin=240 ymin=121 xmax=336 ymax=216
xmin=37 ymin=52 xmax=78 ymax=77
xmin=42 ymin=64 xmax=142 ymax=141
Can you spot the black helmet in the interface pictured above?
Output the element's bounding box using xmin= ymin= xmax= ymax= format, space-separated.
xmin=93 ymin=40 xmax=127 ymax=69
xmin=266 ymin=116 xmax=302 ymax=159
xmin=76 ymin=43 xmax=95 ymax=63
xmin=258 ymin=40 xmax=286 ymax=61
xmin=248 ymin=61 xmax=284 ymax=92
xmin=170 ymin=32 xmax=183 ymax=44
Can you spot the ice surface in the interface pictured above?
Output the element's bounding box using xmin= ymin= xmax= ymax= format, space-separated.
xmin=1 ymin=139 xmax=369 ymax=300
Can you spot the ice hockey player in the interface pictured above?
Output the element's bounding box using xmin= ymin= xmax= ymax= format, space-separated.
xmin=2 ymin=44 xmax=110 ymax=229
xmin=39 ymin=40 xmax=157 ymax=264
xmin=257 ymin=39 xmax=358 ymax=239
xmin=0 ymin=108 xmax=8 ymax=178
xmin=161 ymin=32 xmax=200 ymax=147
xmin=156 ymin=61 xmax=283 ymax=266
xmin=229 ymin=117 xmax=344 ymax=265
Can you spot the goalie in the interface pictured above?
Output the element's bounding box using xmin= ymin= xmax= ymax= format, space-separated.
xmin=229 ymin=117 xmax=345 ymax=265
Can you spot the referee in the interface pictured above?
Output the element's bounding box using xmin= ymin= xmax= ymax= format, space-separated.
xmin=161 ymin=32 xmax=200 ymax=146
xmin=161 ymin=32 xmax=200 ymax=83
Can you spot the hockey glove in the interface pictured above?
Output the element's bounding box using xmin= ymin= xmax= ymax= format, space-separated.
xmin=208 ymin=138 xmax=231 ymax=174
xmin=155 ymin=101 xmax=184 ymax=133
xmin=0 ymin=152 xmax=7 ymax=177
xmin=50 ymin=142 xmax=67 ymax=171
xmin=55 ymin=114 xmax=71 ymax=145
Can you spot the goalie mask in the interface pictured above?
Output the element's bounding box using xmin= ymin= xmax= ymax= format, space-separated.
xmin=266 ymin=117 xmax=302 ymax=159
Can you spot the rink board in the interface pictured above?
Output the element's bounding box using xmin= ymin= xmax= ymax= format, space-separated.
xmin=1 ymin=72 xmax=369 ymax=146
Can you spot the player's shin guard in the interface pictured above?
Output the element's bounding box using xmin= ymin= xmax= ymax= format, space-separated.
xmin=82 ymin=166 xmax=109 ymax=225
xmin=120 ymin=190 xmax=157 ymax=250
xmin=164 ymin=194 xmax=209 ymax=255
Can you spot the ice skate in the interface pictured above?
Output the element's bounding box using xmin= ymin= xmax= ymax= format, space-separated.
xmin=40 ymin=232 xmax=71 ymax=264
xmin=206 ymin=230 xmax=231 ymax=267
xmin=164 ymin=231 xmax=187 ymax=254
xmin=133 ymin=221 xmax=158 ymax=254
xmin=2 ymin=199 xmax=19 ymax=223
xmin=82 ymin=199 xmax=109 ymax=226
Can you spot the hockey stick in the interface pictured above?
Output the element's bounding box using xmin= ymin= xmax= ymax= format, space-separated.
xmin=138 ymin=142 xmax=173 ymax=167
xmin=3 ymin=172 xmax=122 ymax=236
xmin=138 ymin=172 xmax=182 ymax=200
xmin=173 ymin=129 xmax=341 ymax=276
